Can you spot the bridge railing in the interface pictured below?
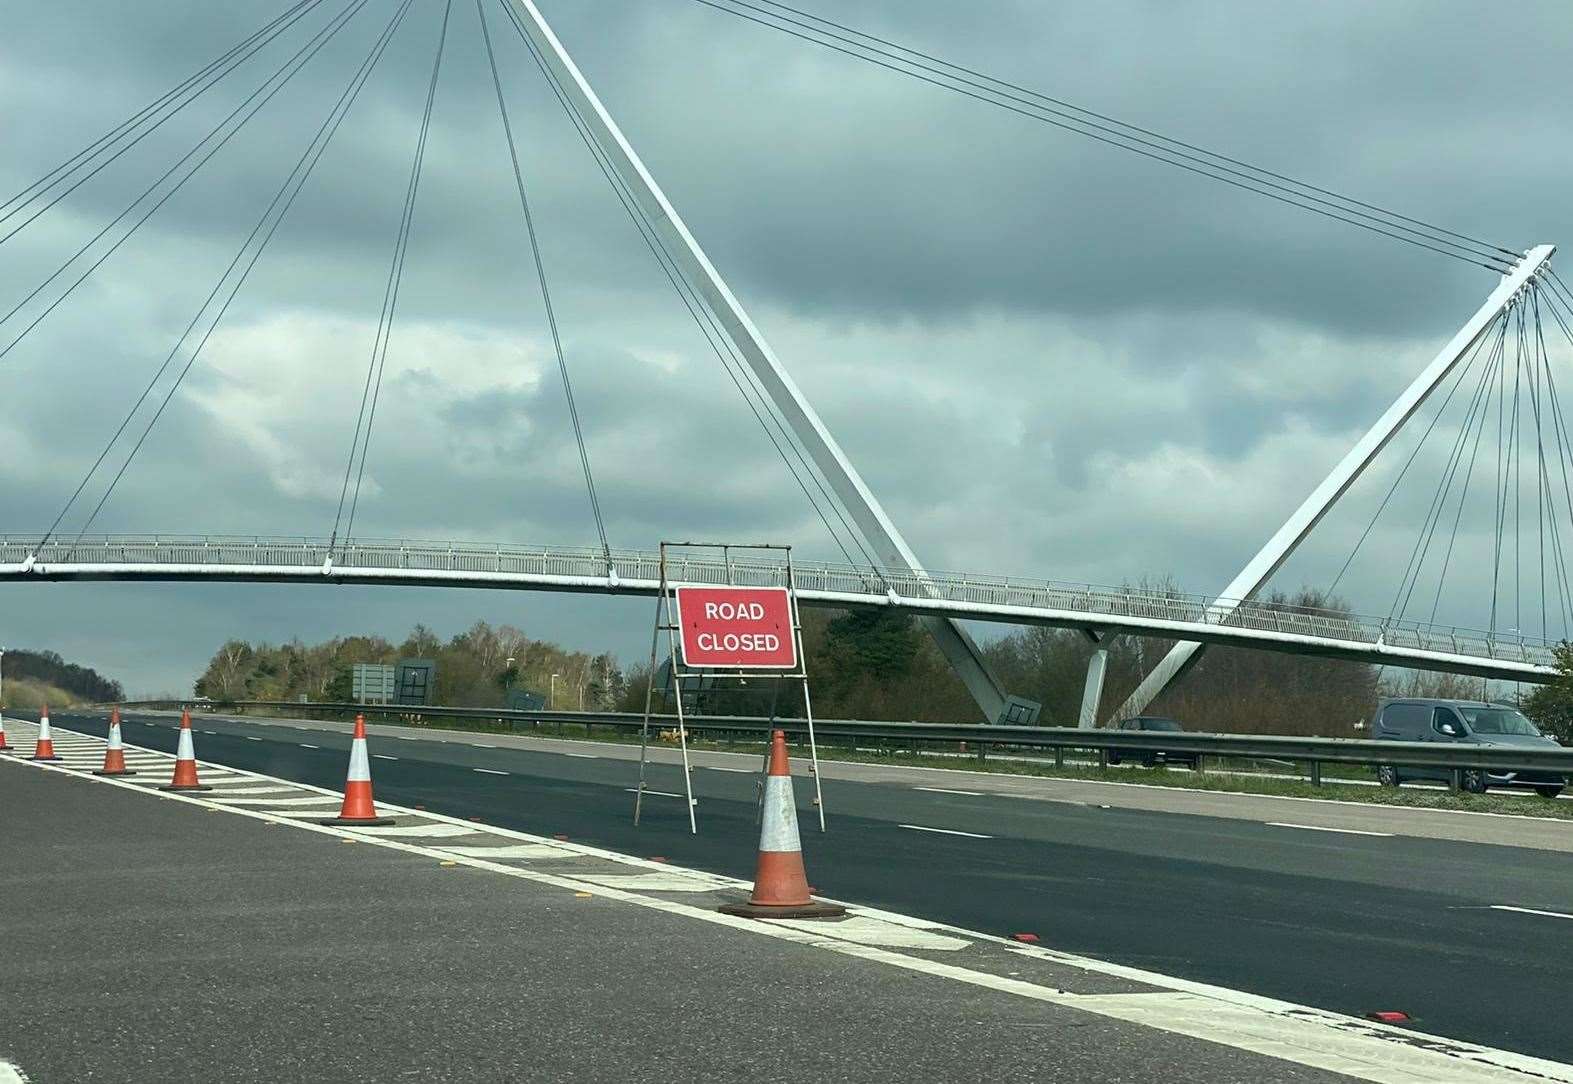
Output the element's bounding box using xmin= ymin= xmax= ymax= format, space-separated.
xmin=4 ymin=534 xmax=1560 ymax=666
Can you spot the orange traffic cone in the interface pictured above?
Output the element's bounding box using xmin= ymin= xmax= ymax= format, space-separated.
xmin=0 ymin=708 xmax=12 ymax=752
xmin=160 ymin=710 xmax=212 ymax=791
xmin=720 ymin=730 xmax=844 ymax=919
xmin=320 ymin=714 xmax=395 ymax=826
xmin=30 ymin=705 xmax=62 ymax=762
xmin=93 ymin=708 xmax=136 ymax=776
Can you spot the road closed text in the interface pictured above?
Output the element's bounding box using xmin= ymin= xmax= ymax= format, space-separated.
xmin=675 ymin=586 xmax=798 ymax=669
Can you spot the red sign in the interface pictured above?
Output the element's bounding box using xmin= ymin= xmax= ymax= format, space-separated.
xmin=675 ymin=586 xmax=797 ymax=669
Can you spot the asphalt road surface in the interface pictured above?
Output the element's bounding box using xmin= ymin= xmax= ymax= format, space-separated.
xmin=4 ymin=757 xmax=1382 ymax=1084
xmin=43 ymin=709 xmax=1573 ymax=1065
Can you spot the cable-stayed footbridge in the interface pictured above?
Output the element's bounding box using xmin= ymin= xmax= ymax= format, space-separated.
xmin=4 ymin=1 xmax=1573 ymax=725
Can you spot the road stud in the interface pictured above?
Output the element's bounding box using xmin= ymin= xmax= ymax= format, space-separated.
xmin=720 ymin=729 xmax=845 ymax=920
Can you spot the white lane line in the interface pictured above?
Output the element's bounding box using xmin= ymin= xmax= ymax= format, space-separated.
xmin=245 ymin=736 xmax=262 ymax=742
xmin=372 ymin=754 xmax=398 ymax=761
xmin=898 ymin=824 xmax=993 ymax=839
xmin=625 ymin=788 xmax=689 ymax=799
xmin=299 ymin=744 xmax=319 ymax=750
xmin=473 ymin=768 xmax=509 ymax=776
xmin=475 ymin=743 xmax=497 ymax=749
xmin=1491 ymin=905 xmax=1573 ymax=921
xmin=0 ymin=1058 xmax=31 ymax=1083
xmin=203 ymin=730 xmax=218 ymax=735
xmin=564 ymin=752 xmax=597 ymax=759
xmin=1266 ymin=822 xmax=1393 ymax=838
xmin=915 ymin=786 xmax=986 ymax=796
xmin=706 ymin=766 xmax=752 ymax=773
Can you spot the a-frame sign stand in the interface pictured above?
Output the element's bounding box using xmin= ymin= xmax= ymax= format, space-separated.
xmin=633 ymin=541 xmax=824 ymax=835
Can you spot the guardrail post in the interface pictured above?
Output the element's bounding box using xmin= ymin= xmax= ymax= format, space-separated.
xmin=1449 ymin=768 xmax=1462 ymax=792
xmin=1097 ymin=747 xmax=1108 ymax=769
xmin=1194 ymin=753 xmax=1204 ymax=773
xmin=977 ymin=741 xmax=987 ymax=763
xmin=1309 ymin=760 xmax=1322 ymax=787
xmin=1053 ymin=746 xmax=1064 ymax=768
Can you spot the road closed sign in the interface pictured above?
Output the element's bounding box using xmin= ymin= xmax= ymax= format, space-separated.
xmin=675 ymin=586 xmax=797 ymax=669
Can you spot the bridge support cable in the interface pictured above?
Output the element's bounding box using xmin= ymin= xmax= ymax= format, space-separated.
xmin=0 ymin=0 xmax=365 ymax=368
xmin=689 ymin=0 xmax=1517 ymax=271
xmin=0 ymin=0 xmax=325 ymax=245
xmin=37 ymin=0 xmax=417 ymax=556
xmin=493 ymin=0 xmax=1012 ymax=722
xmin=489 ymin=0 xmax=881 ymax=577
xmin=1527 ymin=286 xmax=1573 ymax=632
xmin=477 ymin=0 xmax=610 ymax=567
xmin=1325 ymin=320 xmax=1501 ymax=600
xmin=1116 ymin=245 xmax=1556 ymax=720
xmin=330 ymin=1 xmax=453 ymax=556
xmin=1383 ymin=313 xmax=1505 ymax=625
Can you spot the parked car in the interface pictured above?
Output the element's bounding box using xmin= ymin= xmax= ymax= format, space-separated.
xmin=1108 ymin=716 xmax=1198 ymax=768
xmin=1370 ymin=698 xmax=1566 ymax=798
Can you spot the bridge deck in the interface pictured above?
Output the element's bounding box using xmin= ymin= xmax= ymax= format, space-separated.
xmin=0 ymin=535 xmax=1556 ymax=682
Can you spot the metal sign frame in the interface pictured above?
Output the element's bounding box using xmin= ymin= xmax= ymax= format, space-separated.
xmin=633 ymin=540 xmax=825 ymax=834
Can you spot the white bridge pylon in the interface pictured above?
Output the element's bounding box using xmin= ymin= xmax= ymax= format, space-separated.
xmin=501 ymin=0 xmax=1012 ymax=723
xmin=1116 ymin=244 xmax=1557 ymax=721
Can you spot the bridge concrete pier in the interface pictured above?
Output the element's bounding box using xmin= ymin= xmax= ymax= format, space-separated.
xmin=1079 ymin=647 xmax=1109 ymax=729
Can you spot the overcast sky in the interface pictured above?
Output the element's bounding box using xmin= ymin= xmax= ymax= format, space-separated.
xmin=3 ymin=1 xmax=1572 ymax=697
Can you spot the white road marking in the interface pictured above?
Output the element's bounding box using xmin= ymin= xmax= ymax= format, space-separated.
xmin=372 ymin=754 xmax=398 ymax=760
xmin=915 ymin=786 xmax=986 ymax=796
xmin=473 ymin=768 xmax=508 ymax=776
xmin=706 ymin=766 xmax=753 ymax=773
xmin=346 ymin=823 xmax=480 ymax=838
xmin=202 ymin=730 xmax=218 ymax=735
xmin=573 ymin=873 xmax=727 ymax=893
xmin=564 ymin=752 xmax=597 ymax=759
xmin=625 ymin=787 xmax=687 ymax=799
xmin=206 ymin=795 xmax=340 ymax=806
xmin=299 ymin=744 xmax=319 ymax=749
xmin=1266 ymin=822 xmax=1393 ymax=838
xmin=439 ymin=843 xmax=573 ymax=859
xmin=898 ymin=824 xmax=992 ymax=839
xmin=475 ymin=744 xmax=497 ymax=749
xmin=1491 ymin=905 xmax=1573 ymax=921
xmin=0 ymin=1058 xmax=31 ymax=1083
xmin=245 ymin=736 xmax=262 ymax=742
xmin=19 ymin=718 xmax=1573 ymax=1084
xmin=775 ymin=915 xmax=969 ymax=951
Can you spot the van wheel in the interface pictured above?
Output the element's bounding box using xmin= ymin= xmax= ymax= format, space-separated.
xmin=1376 ymin=765 xmax=1399 ymax=787
xmin=1461 ymin=769 xmax=1488 ymax=794
xmin=1534 ymin=784 xmax=1565 ymax=799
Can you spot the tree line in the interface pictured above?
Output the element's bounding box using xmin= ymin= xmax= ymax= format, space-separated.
xmin=188 ymin=592 xmax=1572 ymax=739
xmin=3 ymin=648 xmax=124 ymax=704
xmin=193 ymin=621 xmax=623 ymax=711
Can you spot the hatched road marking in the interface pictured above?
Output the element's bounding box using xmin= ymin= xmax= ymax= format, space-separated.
xmin=7 ymin=715 xmax=1573 ymax=1084
xmin=473 ymin=768 xmax=508 ymax=776
xmin=914 ymin=786 xmax=986 ymax=796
